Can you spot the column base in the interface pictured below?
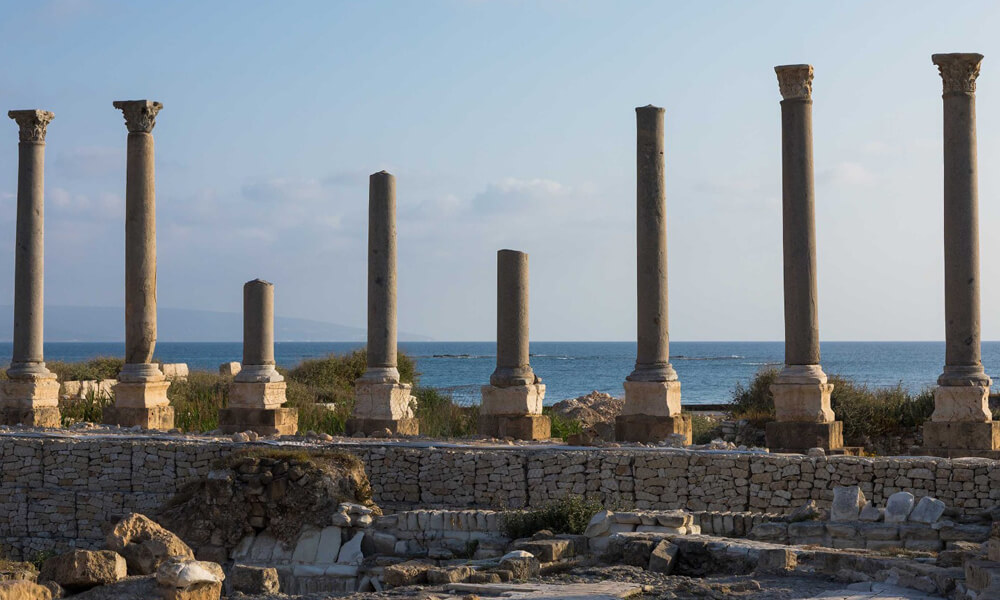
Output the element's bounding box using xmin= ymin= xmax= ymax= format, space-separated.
xmin=345 ymin=417 xmax=419 ymax=436
xmin=352 ymin=381 xmax=415 ymax=420
xmin=771 ymin=378 xmax=835 ymax=422
xmin=102 ymin=406 xmax=175 ymax=430
xmin=614 ymin=414 xmax=692 ymax=444
xmin=219 ymin=407 xmax=298 ymax=436
xmin=622 ymin=380 xmax=681 ymax=417
xmin=478 ymin=414 xmax=551 ymax=440
xmin=931 ymin=384 xmax=991 ymax=422
xmin=480 ymin=384 xmax=545 ymax=415
xmin=112 ymin=380 xmax=171 ymax=407
xmin=921 ymin=421 xmax=1000 ymax=457
xmin=0 ymin=406 xmax=61 ymax=428
xmin=228 ymin=381 xmax=287 ymax=408
xmin=765 ymin=421 xmax=843 ymax=453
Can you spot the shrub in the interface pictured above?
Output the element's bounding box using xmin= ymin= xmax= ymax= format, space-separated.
xmin=60 ymin=390 xmax=113 ymax=426
xmin=415 ymin=387 xmax=478 ymax=438
xmin=688 ymin=412 xmax=720 ymax=444
xmin=168 ymin=371 xmax=228 ymax=432
xmin=726 ymin=367 xmax=778 ymax=426
xmin=500 ymin=495 xmax=604 ymax=539
xmin=48 ymin=357 xmax=124 ymax=382
xmin=543 ymin=408 xmax=583 ymax=440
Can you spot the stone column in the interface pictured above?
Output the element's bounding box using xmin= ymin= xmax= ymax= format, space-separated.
xmin=347 ymin=171 xmax=418 ymax=436
xmin=923 ymin=53 xmax=999 ymax=457
xmin=615 ymin=105 xmax=690 ymax=444
xmin=765 ymin=65 xmax=843 ymax=453
xmin=479 ymin=250 xmax=549 ymax=440
xmin=1 ymin=110 xmax=60 ymax=427
xmin=105 ymin=100 xmax=173 ymax=430
xmin=220 ymin=280 xmax=298 ymax=435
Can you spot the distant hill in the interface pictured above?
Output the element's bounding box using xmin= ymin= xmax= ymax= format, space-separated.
xmin=0 ymin=306 xmax=432 ymax=342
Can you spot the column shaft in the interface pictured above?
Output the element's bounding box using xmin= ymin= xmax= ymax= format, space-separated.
xmin=124 ymin=132 xmax=158 ymax=367
xmin=780 ymin=98 xmax=821 ymax=366
xmin=11 ymin=142 xmax=46 ymax=370
xmin=491 ymin=250 xmax=534 ymax=387
xmin=243 ymin=279 xmax=275 ymax=366
xmin=364 ymin=171 xmax=399 ymax=382
xmin=629 ymin=105 xmax=675 ymax=382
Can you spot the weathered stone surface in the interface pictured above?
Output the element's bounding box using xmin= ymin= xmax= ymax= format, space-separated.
xmin=909 ymin=496 xmax=946 ymax=524
xmin=884 ymin=492 xmax=915 ymax=523
xmin=383 ymin=561 xmax=432 ymax=587
xmin=514 ymin=539 xmax=572 ymax=563
xmin=219 ymin=362 xmax=241 ymax=377
xmin=105 ymin=513 xmax=194 ymax=575
xmin=647 ymin=540 xmax=677 ymax=574
xmin=39 ymin=550 xmax=126 ymax=592
xmin=157 ymin=581 xmax=221 ymax=600
xmin=830 ymin=486 xmax=865 ymax=522
xmin=0 ymin=581 xmax=52 ymax=600
xmin=426 ymin=566 xmax=473 ymax=584
xmin=756 ymin=548 xmax=796 ymax=574
xmin=480 ymin=384 xmax=544 ymax=416
xmin=154 ymin=559 xmax=222 ymax=588
xmin=499 ymin=551 xmax=539 ymax=581
xmin=229 ymin=565 xmax=278 ymax=595
xmin=858 ymin=504 xmax=883 ymax=522
xmin=622 ymin=540 xmax=657 ymax=568
xmin=336 ymin=532 xmax=364 ymax=565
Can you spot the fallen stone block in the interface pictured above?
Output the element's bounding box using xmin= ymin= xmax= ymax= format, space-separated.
xmin=383 ymin=561 xmax=433 ymax=587
xmin=884 ymin=491 xmax=915 ymax=523
xmin=0 ymin=581 xmax=53 ymax=600
xmin=106 ymin=513 xmax=195 ymax=576
xmin=858 ymin=504 xmax=883 ymax=522
xmin=230 ymin=565 xmax=279 ymax=595
xmin=39 ymin=550 xmax=127 ymax=592
xmin=909 ymin=496 xmax=946 ymax=524
xmin=513 ymin=539 xmax=572 ymax=563
xmin=647 ymin=540 xmax=677 ymax=574
xmin=499 ymin=551 xmax=539 ymax=581
xmin=966 ymin=559 xmax=1000 ymax=592
xmin=426 ymin=566 xmax=473 ymax=585
xmin=583 ymin=511 xmax=612 ymax=538
xmin=756 ymin=548 xmax=796 ymax=574
xmin=831 ymin=486 xmax=865 ymax=522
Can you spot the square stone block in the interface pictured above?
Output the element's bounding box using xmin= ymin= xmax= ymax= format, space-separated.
xmin=219 ymin=407 xmax=298 ymax=436
xmin=922 ymin=421 xmax=1000 ymax=457
xmin=0 ymin=379 xmax=59 ymax=408
xmin=480 ymin=384 xmax=544 ymax=416
xmin=229 ymin=381 xmax=287 ymax=408
xmin=353 ymin=382 xmax=415 ymax=420
xmin=771 ymin=381 xmax=834 ymax=422
xmin=0 ymin=406 xmax=60 ymax=428
xmin=765 ymin=421 xmax=843 ymax=453
xmin=112 ymin=380 xmax=171 ymax=408
xmin=102 ymin=405 xmax=175 ymax=430
xmin=615 ymin=413 xmax=691 ymax=444
xmin=345 ymin=417 xmax=419 ymax=436
xmin=622 ymin=380 xmax=681 ymax=417
xmin=478 ymin=414 xmax=550 ymax=440
xmin=932 ymin=384 xmax=991 ymax=422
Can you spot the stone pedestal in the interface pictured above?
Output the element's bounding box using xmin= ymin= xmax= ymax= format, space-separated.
xmin=922 ymin=384 xmax=998 ymax=456
xmin=0 ymin=378 xmax=60 ymax=427
xmin=104 ymin=379 xmax=174 ymax=429
xmin=479 ymin=384 xmax=549 ymax=440
xmin=220 ymin=407 xmax=298 ymax=436
xmin=347 ymin=381 xmax=418 ymax=436
xmin=617 ymin=380 xmax=689 ymax=443
xmin=765 ymin=421 xmax=843 ymax=454
xmin=767 ymin=366 xmax=843 ymax=453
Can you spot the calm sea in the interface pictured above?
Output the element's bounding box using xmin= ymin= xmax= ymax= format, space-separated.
xmin=0 ymin=341 xmax=994 ymax=406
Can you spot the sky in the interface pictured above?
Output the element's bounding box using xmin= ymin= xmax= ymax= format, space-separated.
xmin=2 ymin=0 xmax=1000 ymax=342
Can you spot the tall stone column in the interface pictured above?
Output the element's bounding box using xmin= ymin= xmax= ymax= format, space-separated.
xmin=347 ymin=171 xmax=418 ymax=436
xmin=923 ymin=53 xmax=1000 ymax=457
xmin=1 ymin=110 xmax=60 ymax=427
xmin=105 ymin=100 xmax=173 ymax=430
xmin=479 ymin=250 xmax=549 ymax=440
xmin=220 ymin=280 xmax=298 ymax=435
xmin=765 ymin=65 xmax=844 ymax=453
xmin=615 ymin=105 xmax=690 ymax=444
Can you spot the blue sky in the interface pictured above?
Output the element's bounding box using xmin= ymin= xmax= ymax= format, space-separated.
xmin=2 ymin=0 xmax=1000 ymax=341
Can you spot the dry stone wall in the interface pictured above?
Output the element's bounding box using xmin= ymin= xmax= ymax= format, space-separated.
xmin=2 ymin=433 xmax=1000 ymax=559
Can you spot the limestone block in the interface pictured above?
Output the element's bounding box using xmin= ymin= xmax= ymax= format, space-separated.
xmin=39 ymin=550 xmax=127 ymax=592
xmin=932 ymin=385 xmax=991 ymax=422
xmin=499 ymin=551 xmax=539 ymax=580
xmin=0 ymin=581 xmax=53 ymax=599
xmin=756 ymin=548 xmax=796 ymax=574
xmin=858 ymin=504 xmax=883 ymax=522
xmin=478 ymin=414 xmax=550 ymax=440
xmin=884 ymin=492 xmax=915 ymax=523
xmin=218 ymin=407 xmax=298 ymax=436
xmin=922 ymin=421 xmax=1000 ymax=455
xmin=383 ymin=561 xmax=432 ymax=587
xmin=219 ymin=362 xmax=241 ymax=377
xmin=155 ymin=559 xmax=223 ymax=588
xmin=0 ymin=406 xmax=60 ymax=428
xmin=292 ymin=528 xmax=321 ymax=563
xmin=622 ymin=380 xmax=681 ymax=417
xmin=102 ymin=405 xmax=174 ymax=431
xmin=336 ymin=532 xmax=364 ymax=565
xmin=479 ymin=384 xmax=544 ymax=416
xmin=584 ymin=511 xmax=612 ymax=537
xmin=228 ymin=381 xmax=287 ymax=409
xmin=770 ymin=381 xmax=834 ymax=423
xmin=0 ymin=379 xmax=59 ymax=408
xmin=514 ymin=539 xmax=572 ymax=562
xmin=161 ymin=364 xmax=189 ymax=382
xmin=647 ymin=540 xmax=678 ymax=574
xmin=966 ymin=559 xmax=1000 ymax=592
xmin=230 ymin=565 xmax=279 ymax=595
xmin=112 ymin=381 xmax=171 ymax=408
xmin=353 ymin=382 xmax=414 ymax=420
xmin=314 ymin=527 xmax=342 ymax=564
xmin=909 ymin=496 xmax=946 ymax=524
xmin=106 ymin=513 xmax=195 ymax=575
xmin=830 ymin=486 xmax=865 ymax=522
xmin=765 ymin=421 xmax=843 ymax=452
xmin=615 ymin=414 xmax=691 ymax=444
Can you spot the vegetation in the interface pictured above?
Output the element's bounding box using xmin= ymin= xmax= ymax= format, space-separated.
xmin=544 ymin=407 xmax=583 ymax=441
xmin=415 ymin=387 xmax=478 ymax=438
xmin=500 ymin=495 xmax=604 ymax=539
xmin=727 ymin=367 xmax=936 ymax=448
xmin=687 ymin=412 xmax=719 ymax=445
xmin=48 ymin=357 xmax=124 ymax=382
xmin=60 ymin=390 xmax=113 ymax=427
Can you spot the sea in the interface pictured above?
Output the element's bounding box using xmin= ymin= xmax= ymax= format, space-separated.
xmin=1 ymin=341 xmax=997 ymax=407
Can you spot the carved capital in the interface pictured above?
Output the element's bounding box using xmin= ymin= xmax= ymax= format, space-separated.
xmin=113 ymin=100 xmax=163 ymax=133
xmin=775 ymin=64 xmax=814 ymax=101
xmin=8 ymin=110 xmax=54 ymax=142
xmin=932 ymin=53 xmax=983 ymax=94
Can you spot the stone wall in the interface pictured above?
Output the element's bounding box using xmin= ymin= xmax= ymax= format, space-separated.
xmin=2 ymin=433 xmax=1000 ymax=559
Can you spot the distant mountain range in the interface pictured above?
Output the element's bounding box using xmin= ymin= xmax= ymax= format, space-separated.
xmin=0 ymin=306 xmax=431 ymax=342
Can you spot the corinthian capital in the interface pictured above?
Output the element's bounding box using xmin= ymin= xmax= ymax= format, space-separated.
xmin=8 ymin=110 xmax=55 ymax=143
xmin=775 ymin=64 xmax=814 ymax=101
xmin=113 ymin=100 xmax=163 ymax=133
xmin=932 ymin=53 xmax=984 ymax=94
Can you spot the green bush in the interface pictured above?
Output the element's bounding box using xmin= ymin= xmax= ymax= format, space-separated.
xmin=500 ymin=495 xmax=604 ymax=539
xmin=543 ymin=408 xmax=583 ymax=440
xmin=168 ymin=371 xmax=228 ymax=432
xmin=688 ymin=412 xmax=720 ymax=444
xmin=48 ymin=357 xmax=124 ymax=382
xmin=727 ymin=367 xmax=779 ymax=426
xmin=60 ymin=390 xmax=113 ymax=426
xmin=415 ymin=387 xmax=478 ymax=438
